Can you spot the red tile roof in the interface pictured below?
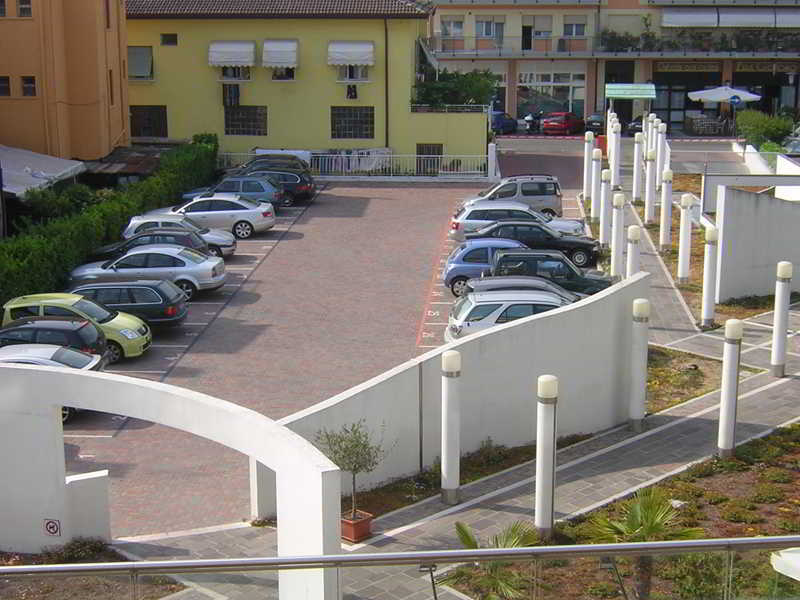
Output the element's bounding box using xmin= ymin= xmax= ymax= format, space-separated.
xmin=126 ymin=0 xmax=430 ymax=18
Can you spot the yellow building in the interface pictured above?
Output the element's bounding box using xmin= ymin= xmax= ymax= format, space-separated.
xmin=0 ymin=0 xmax=129 ymax=160
xmin=125 ymin=0 xmax=487 ymax=157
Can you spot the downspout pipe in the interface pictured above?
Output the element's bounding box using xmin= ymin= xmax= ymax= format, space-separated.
xmin=385 ymin=18 xmax=390 ymax=149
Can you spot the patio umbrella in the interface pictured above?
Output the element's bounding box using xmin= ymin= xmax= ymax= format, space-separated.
xmin=687 ymin=86 xmax=761 ymax=103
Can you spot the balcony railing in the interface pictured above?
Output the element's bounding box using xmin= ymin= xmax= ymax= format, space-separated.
xmin=424 ymin=35 xmax=596 ymax=57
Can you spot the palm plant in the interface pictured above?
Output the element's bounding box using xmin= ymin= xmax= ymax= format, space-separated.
xmin=439 ymin=520 xmax=539 ymax=599
xmin=585 ymin=487 xmax=705 ymax=600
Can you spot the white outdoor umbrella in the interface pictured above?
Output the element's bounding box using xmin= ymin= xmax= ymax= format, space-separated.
xmin=687 ymin=86 xmax=761 ymax=103
xmin=771 ymin=548 xmax=800 ymax=582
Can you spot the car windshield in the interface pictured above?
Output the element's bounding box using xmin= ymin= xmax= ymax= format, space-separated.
xmin=78 ymin=322 xmax=100 ymax=345
xmin=171 ymin=199 xmax=193 ymax=212
xmin=178 ymin=248 xmax=207 ymax=264
xmin=477 ymin=186 xmax=495 ymax=197
xmin=181 ymin=217 xmax=209 ymax=234
xmin=53 ymin=347 xmax=94 ymax=368
xmin=238 ymin=197 xmax=260 ymax=208
xmin=74 ymin=299 xmax=116 ymax=323
xmin=157 ymin=280 xmax=186 ymax=302
xmin=534 ymin=210 xmax=552 ymax=222
xmin=452 ymin=296 xmax=473 ymax=320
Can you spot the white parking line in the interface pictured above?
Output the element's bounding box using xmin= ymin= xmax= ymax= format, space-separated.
xmin=63 ymin=434 xmax=114 ymax=439
xmin=183 ymin=322 xmax=210 ymax=326
xmin=225 ymin=267 xmax=255 ymax=271
xmin=430 ymin=301 xmax=453 ymax=305
xmin=150 ymin=344 xmax=190 ymax=348
xmin=235 ymin=253 xmax=268 ymax=257
xmin=424 ymin=322 xmax=448 ymax=325
xmin=222 ymin=283 xmax=241 ymax=287
xmin=418 ymin=345 xmax=440 ymax=348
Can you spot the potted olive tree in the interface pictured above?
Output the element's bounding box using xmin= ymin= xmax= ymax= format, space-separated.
xmin=315 ymin=420 xmax=387 ymax=543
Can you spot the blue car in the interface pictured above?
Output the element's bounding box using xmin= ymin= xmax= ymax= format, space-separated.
xmin=491 ymin=111 xmax=518 ymax=135
xmin=182 ymin=175 xmax=284 ymax=205
xmin=443 ymin=238 xmax=526 ymax=296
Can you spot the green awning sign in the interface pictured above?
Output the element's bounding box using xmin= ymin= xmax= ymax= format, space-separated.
xmin=605 ymin=84 xmax=656 ymax=99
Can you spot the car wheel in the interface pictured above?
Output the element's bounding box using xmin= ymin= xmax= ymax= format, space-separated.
xmin=571 ymin=249 xmax=590 ymax=267
xmin=541 ymin=208 xmax=557 ymax=218
xmin=233 ymin=221 xmax=254 ymax=239
xmin=282 ymin=193 xmax=295 ymax=207
xmin=450 ymin=277 xmax=470 ymax=297
xmin=175 ymin=280 xmax=197 ymax=300
xmin=107 ymin=341 xmax=124 ymax=364
xmin=61 ymin=406 xmax=73 ymax=423
xmin=207 ymin=246 xmax=222 ymax=258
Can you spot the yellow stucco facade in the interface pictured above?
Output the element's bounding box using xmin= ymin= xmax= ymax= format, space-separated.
xmin=0 ymin=0 xmax=129 ymax=160
xmin=126 ymin=17 xmax=487 ymax=156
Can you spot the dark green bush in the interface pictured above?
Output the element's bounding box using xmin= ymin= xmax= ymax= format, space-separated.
xmin=736 ymin=110 xmax=793 ymax=148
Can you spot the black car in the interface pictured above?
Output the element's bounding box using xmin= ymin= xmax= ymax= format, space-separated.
xmin=465 ymin=220 xmax=600 ymax=267
xmin=88 ymin=229 xmax=210 ymax=261
xmin=68 ymin=280 xmax=188 ymax=326
xmin=625 ymin=116 xmax=644 ymax=137
xmin=585 ymin=113 xmax=605 ymax=135
xmin=486 ymin=249 xmax=613 ymax=295
xmin=246 ymin=168 xmax=316 ymax=202
xmin=0 ymin=316 xmax=108 ymax=355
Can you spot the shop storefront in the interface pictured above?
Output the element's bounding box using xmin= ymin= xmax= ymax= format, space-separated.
xmin=653 ymin=61 xmax=723 ymax=128
xmin=516 ymin=60 xmax=586 ymax=118
xmin=733 ymin=61 xmax=800 ymax=116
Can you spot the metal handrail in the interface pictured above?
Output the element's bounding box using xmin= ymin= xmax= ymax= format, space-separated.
xmin=2 ymin=535 xmax=799 ymax=578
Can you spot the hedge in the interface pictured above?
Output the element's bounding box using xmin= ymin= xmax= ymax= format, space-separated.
xmin=736 ymin=110 xmax=793 ymax=148
xmin=0 ymin=135 xmax=218 ymax=306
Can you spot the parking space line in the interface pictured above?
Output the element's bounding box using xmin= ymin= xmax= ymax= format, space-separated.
xmin=150 ymin=344 xmax=190 ymax=348
xmin=430 ymin=301 xmax=453 ymax=305
xmin=235 ymin=253 xmax=268 ymax=257
xmin=225 ymin=267 xmax=255 ymax=271
xmin=222 ymin=283 xmax=241 ymax=287
xmin=63 ymin=434 xmax=114 ymax=439
xmin=183 ymin=322 xmax=210 ymax=326
xmin=418 ymin=345 xmax=439 ymax=348
xmin=424 ymin=322 xmax=448 ymax=325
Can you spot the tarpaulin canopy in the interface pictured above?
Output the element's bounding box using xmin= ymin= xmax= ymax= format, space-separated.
xmin=688 ymin=86 xmax=761 ymax=103
xmin=327 ymin=41 xmax=375 ymax=66
xmin=0 ymin=145 xmax=85 ymax=197
xmin=208 ymin=41 xmax=256 ymax=67
xmin=771 ymin=548 xmax=800 ymax=582
xmin=262 ymin=39 xmax=298 ymax=68
xmin=605 ymin=83 xmax=656 ymax=100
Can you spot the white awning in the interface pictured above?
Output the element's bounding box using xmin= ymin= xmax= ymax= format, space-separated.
xmin=718 ymin=8 xmax=775 ymax=28
xmin=262 ymin=40 xmax=298 ymax=68
xmin=775 ymin=9 xmax=800 ymax=28
xmin=208 ymin=41 xmax=256 ymax=67
xmin=0 ymin=144 xmax=85 ymax=197
xmin=661 ymin=8 xmax=717 ymax=28
xmin=327 ymin=41 xmax=375 ymax=66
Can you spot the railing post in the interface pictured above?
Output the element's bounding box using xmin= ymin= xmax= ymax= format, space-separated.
xmin=770 ymin=261 xmax=793 ymax=378
xmin=535 ymin=375 xmax=558 ymax=540
xmin=591 ymin=149 xmax=602 ymax=224
xmin=611 ymin=122 xmax=622 ymax=190
xmin=677 ymin=194 xmax=693 ymax=283
xmin=630 ymin=299 xmax=650 ymax=433
xmin=583 ymin=132 xmax=594 ymax=203
xmin=649 ymin=118 xmax=661 ymax=155
xmin=700 ymin=226 xmax=719 ymax=328
xmin=717 ymin=319 xmax=743 ymax=459
xmin=659 ymin=169 xmax=673 ymax=253
xmin=441 ymin=350 xmax=461 ymax=505
xmin=656 ymin=123 xmax=667 ymax=191
xmin=600 ymin=169 xmax=611 ymax=247
xmin=611 ymin=193 xmax=625 ymax=278
xmin=644 ymin=149 xmax=656 ymax=224
xmin=626 ymin=225 xmax=641 ymax=278
xmin=632 ymin=132 xmax=643 ymax=202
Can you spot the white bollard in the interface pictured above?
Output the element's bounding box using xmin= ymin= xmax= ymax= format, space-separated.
xmin=656 ymin=123 xmax=667 ymax=190
xmin=583 ymin=132 xmax=594 ymax=204
xmin=649 ymin=118 xmax=660 ymax=154
xmin=630 ymin=299 xmax=650 ymax=432
xmin=441 ymin=350 xmax=462 ymax=505
xmin=770 ymin=261 xmax=793 ymax=378
xmin=632 ymin=133 xmax=643 ymax=202
xmin=488 ymin=142 xmax=499 ymax=182
xmin=591 ymin=149 xmax=602 ymax=223
xmin=700 ymin=226 xmax=719 ymax=328
xmin=646 ymin=114 xmax=656 ymax=150
xmin=717 ymin=319 xmax=743 ymax=459
xmin=612 ymin=122 xmax=622 ymax=189
xmin=535 ymin=374 xmax=558 ymax=540
xmin=644 ymin=149 xmax=656 ymax=224
xmin=659 ymin=169 xmax=673 ymax=253
xmin=600 ymin=169 xmax=611 ymax=247
xmin=611 ymin=193 xmax=626 ymax=278
xmin=626 ymin=225 xmax=641 ymax=278
xmin=677 ymin=194 xmax=693 ymax=283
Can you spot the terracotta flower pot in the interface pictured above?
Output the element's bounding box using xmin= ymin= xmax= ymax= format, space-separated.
xmin=341 ymin=510 xmax=374 ymax=543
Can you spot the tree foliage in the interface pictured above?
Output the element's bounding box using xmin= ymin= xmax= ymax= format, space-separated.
xmin=736 ymin=109 xmax=793 ymax=148
xmin=414 ymin=68 xmax=500 ymax=107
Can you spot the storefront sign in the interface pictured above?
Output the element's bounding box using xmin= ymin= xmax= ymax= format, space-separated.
xmin=655 ymin=61 xmax=720 ymax=72
xmin=735 ymin=62 xmax=800 ymax=73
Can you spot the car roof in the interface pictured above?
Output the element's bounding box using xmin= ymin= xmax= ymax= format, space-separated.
xmin=197 ymin=192 xmax=241 ymax=201
xmin=477 ymin=220 xmax=550 ymax=230
xmin=494 ymin=248 xmax=570 ymax=259
xmin=248 ymin=167 xmax=306 ymax=175
xmin=132 ymin=213 xmax=184 ymax=222
xmin=470 ymin=290 xmax=567 ymax=303
xmin=138 ymin=228 xmax=195 ymax=236
xmin=1 ymin=316 xmax=88 ymax=330
xmin=0 ymin=344 xmax=64 ymax=359
xmin=499 ymin=174 xmax=559 ymax=183
xmin=464 ymin=201 xmax=534 ymax=212
xmin=70 ymin=279 xmax=165 ymax=289
xmin=4 ymin=293 xmax=81 ymax=308
xmin=459 ymin=238 xmax=525 ymax=249
xmin=122 ymin=245 xmax=197 ymax=256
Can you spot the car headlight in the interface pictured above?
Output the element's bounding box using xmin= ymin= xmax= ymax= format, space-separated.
xmin=120 ymin=329 xmax=140 ymax=340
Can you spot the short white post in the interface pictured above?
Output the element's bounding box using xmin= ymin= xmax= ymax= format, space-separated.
xmin=583 ymin=132 xmax=594 ymax=203
xmin=611 ymin=193 xmax=626 ymax=278
xmin=770 ymin=261 xmax=793 ymax=378
xmin=700 ymin=226 xmax=719 ymax=328
xmin=488 ymin=142 xmax=499 ymax=182
xmin=677 ymin=193 xmax=693 ymax=283
xmin=612 ymin=122 xmax=622 ymax=189
xmin=600 ymin=169 xmax=611 ymax=247
xmin=646 ymin=114 xmax=656 ymax=151
xmin=659 ymin=169 xmax=673 ymax=253
xmin=649 ymin=118 xmax=660 ymax=154
xmin=591 ymin=149 xmax=602 ymax=223
xmin=630 ymin=299 xmax=650 ymax=433
xmin=717 ymin=319 xmax=743 ymax=459
xmin=632 ymin=133 xmax=643 ymax=202
xmin=441 ymin=350 xmax=461 ymax=505
xmin=644 ymin=149 xmax=656 ymax=224
xmin=626 ymin=225 xmax=641 ymax=278
xmin=656 ymin=123 xmax=667 ymax=189
xmin=535 ymin=374 xmax=558 ymax=540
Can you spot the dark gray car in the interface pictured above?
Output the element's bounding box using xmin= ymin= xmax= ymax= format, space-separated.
xmin=68 ymin=280 xmax=188 ymax=326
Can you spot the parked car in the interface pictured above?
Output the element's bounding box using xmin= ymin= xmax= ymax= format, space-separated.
xmin=450 ymin=201 xmax=584 ymax=238
xmin=228 ymin=154 xmax=310 ymax=175
xmin=486 ymin=249 xmax=613 ymax=295
xmin=491 ymin=111 xmax=518 ymax=135
xmin=181 ymin=175 xmax=284 ymax=206
xmin=464 ymin=221 xmax=599 ymax=267
xmin=460 ymin=175 xmax=563 ymax=216
xmin=0 ymin=344 xmax=106 ymax=422
xmin=69 ymin=246 xmax=227 ymax=300
xmin=146 ymin=194 xmax=275 ymax=239
xmin=444 ymin=290 xmax=571 ymax=342
xmin=247 ymin=168 xmax=316 ymax=203
xmin=68 ymin=280 xmax=188 ymax=326
xmin=625 ymin=115 xmax=644 ymax=137
xmin=542 ymin=112 xmax=584 ymax=135
xmin=122 ymin=214 xmax=237 ymax=257
xmin=585 ymin=113 xmax=605 ymax=135
xmin=443 ymin=238 xmax=527 ymax=296
xmin=2 ymin=294 xmax=151 ymax=363
xmin=0 ymin=317 xmax=107 ymax=356
xmin=463 ymin=275 xmax=581 ymax=303
xmin=89 ymin=228 xmax=210 ymax=261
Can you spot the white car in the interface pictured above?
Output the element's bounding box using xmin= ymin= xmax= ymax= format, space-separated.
xmin=146 ymin=193 xmax=275 ymax=239
xmin=445 ymin=290 xmax=570 ymax=342
xmin=450 ymin=200 xmax=584 ymax=238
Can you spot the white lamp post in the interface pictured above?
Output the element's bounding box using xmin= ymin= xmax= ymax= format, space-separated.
xmin=630 ymin=299 xmax=650 ymax=432
xmin=770 ymin=261 xmax=793 ymax=378
xmin=677 ymin=193 xmax=693 ymax=283
xmin=611 ymin=193 xmax=626 ymax=278
xmin=535 ymin=375 xmax=558 ymax=540
xmin=441 ymin=350 xmax=461 ymax=505
xmin=591 ymin=149 xmax=602 ymax=223
xmin=626 ymin=225 xmax=641 ymax=278
xmin=583 ymin=131 xmax=594 ymax=204
xmin=656 ymin=123 xmax=667 ymax=189
xmin=644 ymin=149 xmax=656 ymax=224
xmin=717 ymin=319 xmax=743 ymax=458
xmin=611 ymin=122 xmax=622 ymax=190
xmin=600 ymin=169 xmax=611 ymax=247
xmin=700 ymin=226 xmax=719 ymax=328
xmin=659 ymin=169 xmax=673 ymax=253
xmin=632 ymin=132 xmax=643 ymax=202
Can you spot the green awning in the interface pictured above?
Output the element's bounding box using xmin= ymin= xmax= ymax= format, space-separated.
xmin=605 ymin=84 xmax=656 ymax=100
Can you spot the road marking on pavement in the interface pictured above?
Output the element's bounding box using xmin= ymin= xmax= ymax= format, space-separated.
xmin=63 ymin=434 xmax=114 ymax=439
xmin=225 ymin=267 xmax=255 ymax=271
xmin=150 ymin=344 xmax=190 ymax=348
xmin=78 ymin=454 xmax=96 ymax=459
xmin=431 ymin=301 xmax=453 ymax=305
xmin=115 ymin=521 xmax=252 ymax=543
xmin=418 ymin=345 xmax=439 ymax=348
xmin=183 ymin=322 xmax=210 ymax=326
xmin=222 ymin=283 xmax=241 ymax=287
xmin=424 ymin=322 xmax=448 ymax=325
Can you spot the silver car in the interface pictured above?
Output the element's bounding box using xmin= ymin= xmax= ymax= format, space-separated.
xmin=69 ymin=246 xmax=227 ymax=300
xmin=450 ymin=200 xmax=584 ymax=238
xmin=146 ymin=193 xmax=275 ymax=239
xmin=122 ymin=214 xmax=237 ymax=257
xmin=463 ymin=275 xmax=581 ymax=302
xmin=461 ymin=175 xmax=563 ymax=216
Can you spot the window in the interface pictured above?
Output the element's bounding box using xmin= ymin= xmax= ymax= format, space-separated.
xmin=222 ymin=83 xmax=240 ymax=107
xmin=221 ymin=66 xmax=250 ymax=81
xmin=331 ymin=106 xmax=374 ymax=139
xmin=496 ymin=225 xmax=517 ymax=239
xmin=0 ymin=329 xmax=35 ymax=344
xmin=497 ymin=259 xmax=530 ymax=276
xmin=465 ymin=304 xmax=502 ymax=322
xmin=104 ymin=0 xmax=110 ymax=28
xmin=476 ymin=20 xmax=495 ymax=38
xmin=21 ymin=76 xmax=35 ymax=96
xmin=534 ymin=16 xmax=553 ymax=37
xmin=134 ymin=222 xmax=159 ymax=233
xmin=37 ymin=330 xmax=70 ymax=345
xmin=463 ymin=248 xmax=489 ymax=263
xmin=522 ymin=182 xmax=555 ymax=196
xmin=74 ymin=289 xmax=97 ymax=300
xmin=10 ymin=306 xmax=39 ymax=320
xmin=211 ymin=200 xmax=245 ymax=211
xmin=337 ymin=65 xmax=369 ymax=82
xmin=115 ymin=254 xmax=147 ymax=269
xmin=563 ymin=15 xmax=587 ymax=37
xmin=147 ymin=254 xmax=180 ymax=268
xmin=95 ymin=288 xmax=124 ymax=305
xmin=161 ymin=33 xmax=178 ymax=46
xmin=494 ymin=183 xmax=516 ymax=199
xmin=440 ymin=19 xmax=463 ymax=37
xmin=509 ymin=210 xmax=535 ymax=219
xmin=537 ymin=259 xmax=572 ymax=279
xmin=108 ymin=70 xmax=114 ymax=105
xmin=224 ymin=106 xmax=267 ymax=136
xmin=17 ymin=0 xmax=31 ymax=17
xmin=0 ymin=1 xmax=5 ymax=17
xmin=184 ymin=200 xmax=212 ymax=213
xmin=215 ymin=180 xmax=240 ymax=193
xmin=485 ymin=210 xmax=512 ymax=220
xmin=272 ymin=67 xmax=294 ymax=81
xmin=242 ymin=181 xmax=264 ymax=193
xmin=0 ymin=77 xmax=9 ymax=96
xmin=131 ymin=288 xmax=160 ymax=303
xmin=128 ymin=46 xmax=154 ymax=80
xmin=43 ymin=306 xmax=77 ymax=318
xmin=496 ymin=304 xmax=536 ymax=323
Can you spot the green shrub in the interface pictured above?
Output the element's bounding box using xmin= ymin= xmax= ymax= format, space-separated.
xmin=661 ymin=552 xmax=744 ymax=600
xmin=750 ymin=483 xmax=784 ymax=504
xmin=720 ymin=500 xmax=763 ymax=524
xmin=587 ymin=581 xmax=620 ymax=598
xmin=760 ymin=467 xmax=792 ymax=484
xmin=735 ymin=438 xmax=784 ymax=465
xmin=704 ymin=491 xmax=729 ymax=505
xmin=778 ymin=518 xmax=800 ymax=533
xmin=736 ymin=110 xmax=793 ymax=148
xmin=684 ymin=461 xmax=716 ymax=479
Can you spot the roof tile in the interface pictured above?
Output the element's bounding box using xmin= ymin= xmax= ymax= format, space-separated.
xmin=126 ymin=0 xmax=430 ymax=18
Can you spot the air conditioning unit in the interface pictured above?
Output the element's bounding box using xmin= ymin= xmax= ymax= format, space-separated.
xmin=222 ymin=83 xmax=240 ymax=107
xmin=346 ymin=84 xmax=358 ymax=99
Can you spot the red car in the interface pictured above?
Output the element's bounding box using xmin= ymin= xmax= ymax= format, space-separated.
xmin=541 ymin=112 xmax=585 ymax=135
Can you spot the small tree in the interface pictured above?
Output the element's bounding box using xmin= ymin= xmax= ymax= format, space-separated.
xmin=414 ymin=68 xmax=501 ymax=107
xmin=315 ymin=420 xmax=386 ymax=520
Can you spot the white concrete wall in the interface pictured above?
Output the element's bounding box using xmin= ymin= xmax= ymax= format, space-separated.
xmin=281 ymin=272 xmax=651 ymax=493
xmin=776 ymin=155 xmax=800 ymax=201
xmin=65 ymin=471 xmax=111 ymax=542
xmin=716 ymin=187 xmax=800 ymax=302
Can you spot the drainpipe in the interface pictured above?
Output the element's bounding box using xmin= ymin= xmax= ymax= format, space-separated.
xmin=385 ymin=19 xmax=390 ymax=149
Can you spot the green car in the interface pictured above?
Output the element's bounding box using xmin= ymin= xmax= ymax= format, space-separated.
xmin=2 ymin=293 xmax=152 ymax=363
